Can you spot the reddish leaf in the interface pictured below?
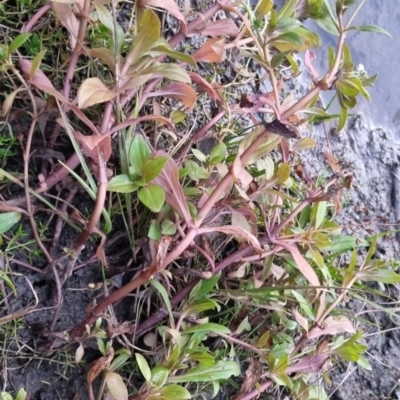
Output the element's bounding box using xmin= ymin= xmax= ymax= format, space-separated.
xmin=308 ymin=316 xmax=355 ymax=340
xmin=52 ymin=2 xmax=78 ymax=49
xmin=286 ymin=353 xmax=330 ymax=374
xmin=74 ymin=131 xmax=112 ymax=163
xmin=87 ymin=349 xmax=114 ymax=400
xmin=192 ymin=38 xmax=226 ymax=63
xmin=275 ymin=240 xmax=321 ymax=289
xmin=149 ymin=82 xmax=196 ymax=109
xmin=195 ymin=19 xmax=239 ymax=38
xmin=304 ymin=50 xmax=319 ymax=81
xmin=138 ymin=0 xmax=187 ymax=34
xmin=188 ymin=72 xmax=223 ymax=103
xmin=19 ymin=60 xmax=99 ymax=134
xmin=153 ymin=152 xmax=193 ymax=227
xmin=199 ymin=226 xmax=262 ymax=253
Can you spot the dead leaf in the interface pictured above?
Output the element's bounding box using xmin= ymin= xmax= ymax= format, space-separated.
xmin=105 ymin=372 xmax=128 ymax=400
xmin=292 ymin=137 xmax=317 ymax=152
xmin=19 ymin=60 xmax=99 ymax=134
xmin=75 ymin=344 xmax=85 ymax=363
xmin=149 ymin=82 xmax=197 ymax=109
xmin=153 ymin=153 xmax=193 ymax=227
xmin=274 ymin=240 xmax=321 ymax=290
xmin=231 ymin=209 xmax=253 ymax=243
xmin=192 ymin=38 xmax=226 ymax=63
xmin=87 ymin=348 xmax=114 ymax=400
xmin=323 ymin=151 xmax=340 ymax=172
xmin=199 ymin=225 xmax=262 ymax=253
xmin=292 ymin=307 xmax=309 ymax=332
xmin=233 ymin=358 xmax=263 ymax=399
xmin=308 ymin=316 xmax=355 ymax=340
xmin=195 ymin=19 xmax=239 ymax=38
xmin=52 ymin=2 xmax=78 ymax=49
xmin=74 ymin=131 xmax=112 ymax=163
xmin=78 ymin=78 xmax=116 ymax=109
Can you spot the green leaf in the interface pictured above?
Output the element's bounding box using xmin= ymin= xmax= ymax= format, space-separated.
xmin=192 ymin=148 xmax=207 ymax=162
xmin=255 ymin=0 xmax=273 ymax=17
xmin=357 ymin=354 xmax=372 ymax=370
xmin=357 ymin=269 xmax=400 ymax=284
xmin=273 ymin=31 xmax=304 ymax=46
xmin=169 ymin=361 xmax=240 ymax=383
xmin=272 ymin=373 xmax=293 ymax=390
xmin=270 ymin=51 xmax=291 ymax=69
xmin=277 ymin=0 xmax=297 ymax=18
xmin=107 ymin=174 xmax=139 ymax=193
xmin=126 ymin=9 xmax=161 ymax=66
xmin=337 ymin=105 xmax=348 ymax=132
xmin=129 ymin=135 xmax=151 ymax=176
xmin=29 ymin=49 xmax=47 ymax=79
xmin=151 ymin=279 xmax=174 ymax=327
xmin=151 ymin=365 xmax=169 ymax=388
xmin=0 ymin=44 xmax=8 ymax=61
xmin=182 ymin=323 xmax=231 ymax=335
xmin=276 ymin=162 xmax=290 ymax=183
xmin=148 ymin=219 xmax=161 ymax=240
xmin=93 ymin=1 xmax=124 ymax=51
xmin=336 ymin=79 xmax=359 ymax=97
xmin=341 ymin=44 xmax=353 ymax=72
xmin=351 ymin=24 xmax=392 ymax=38
xmin=141 ymin=156 xmax=168 ymax=182
xmin=0 ymin=212 xmax=21 ymax=234
xmin=139 ymin=184 xmax=165 ymax=212
xmin=185 ymin=160 xmax=210 ymax=181
xmin=191 ymin=273 xmax=221 ymax=301
xmin=161 ymin=219 xmax=177 ymax=235
xmin=209 ymin=142 xmax=227 ymax=164
xmin=187 ymin=352 xmax=215 ymax=366
xmin=325 ymin=235 xmax=368 ymax=253
xmin=160 ymin=385 xmax=191 ymax=399
xmin=8 ymin=33 xmax=31 ymax=56
xmin=310 ymin=201 xmax=327 ymax=229
xmin=149 ymin=38 xmax=196 ymax=67
xmin=135 ymin=353 xmax=152 ymax=382
xmin=0 ymin=392 xmax=13 ymax=400
xmin=182 ymin=299 xmax=220 ymax=317
xmin=15 ymin=389 xmax=27 ymax=400
xmin=362 ymin=73 xmax=378 ymax=87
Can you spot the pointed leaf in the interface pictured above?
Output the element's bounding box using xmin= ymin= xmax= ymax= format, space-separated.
xmin=199 ymin=226 xmax=261 ymax=253
xmin=144 ymin=62 xmax=191 ymax=83
xmin=125 ymin=8 xmax=160 ymax=66
xmin=278 ymin=241 xmax=320 ymax=288
xmin=182 ymin=323 xmax=231 ymax=335
xmin=352 ymin=24 xmax=392 ymax=38
xmin=86 ymin=47 xmax=116 ymax=73
xmin=53 ymin=2 xmax=79 ymax=49
xmin=192 ymin=38 xmax=225 ymax=63
xmin=153 ymin=152 xmax=193 ymax=226
xmin=196 ymin=19 xmax=239 ymax=38
xmin=93 ymin=1 xmax=124 ymax=50
xmin=141 ymin=156 xmax=168 ymax=182
xmin=8 ymin=33 xmax=31 ymax=55
xmin=135 ymin=353 xmax=152 ymax=382
xmin=308 ymin=316 xmax=355 ymax=339
xmin=169 ymin=361 xmax=240 ymax=383
xmin=0 ymin=212 xmax=21 ymax=234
